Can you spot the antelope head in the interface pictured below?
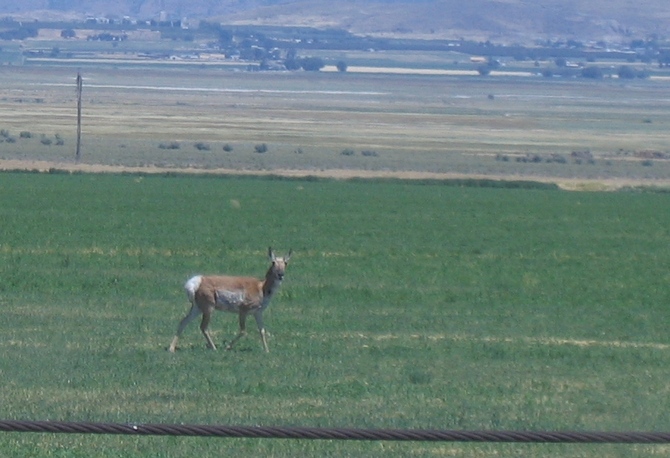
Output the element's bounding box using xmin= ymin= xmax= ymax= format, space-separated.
xmin=268 ymin=247 xmax=292 ymax=281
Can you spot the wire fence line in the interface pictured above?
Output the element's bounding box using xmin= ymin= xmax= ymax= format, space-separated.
xmin=1 ymin=420 xmax=670 ymax=443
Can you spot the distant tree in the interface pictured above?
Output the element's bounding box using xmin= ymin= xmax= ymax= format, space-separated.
xmin=487 ymin=57 xmax=500 ymax=69
xmin=301 ymin=57 xmax=325 ymax=72
xmin=0 ymin=25 xmax=38 ymax=40
xmin=218 ymin=29 xmax=233 ymax=47
xmin=617 ymin=65 xmax=636 ymax=79
xmin=630 ymin=39 xmax=646 ymax=48
xmin=476 ymin=64 xmax=491 ymax=76
xmin=581 ymin=66 xmax=603 ymax=79
xmin=87 ymin=32 xmax=127 ymax=42
xmin=284 ymin=58 xmax=301 ymax=70
xmin=239 ymin=43 xmax=266 ymax=61
xmin=60 ymin=29 xmax=76 ymax=39
xmin=336 ymin=60 xmax=348 ymax=72
xmin=284 ymin=48 xmax=301 ymax=70
xmin=554 ymin=57 xmax=567 ymax=67
xmin=286 ymin=48 xmax=298 ymax=60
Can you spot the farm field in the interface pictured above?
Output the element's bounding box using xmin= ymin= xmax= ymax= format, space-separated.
xmin=0 ymin=172 xmax=669 ymax=457
xmin=0 ymin=65 xmax=670 ymax=188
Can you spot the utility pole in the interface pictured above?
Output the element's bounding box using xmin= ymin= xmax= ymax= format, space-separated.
xmin=75 ymin=72 xmax=82 ymax=163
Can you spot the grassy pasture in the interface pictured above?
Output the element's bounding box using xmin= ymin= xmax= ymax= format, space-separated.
xmin=1 ymin=172 xmax=670 ymax=456
xmin=1 ymin=66 xmax=670 ymax=183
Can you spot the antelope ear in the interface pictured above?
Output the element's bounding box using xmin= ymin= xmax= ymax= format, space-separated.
xmin=268 ymin=246 xmax=276 ymax=261
xmin=285 ymin=249 xmax=292 ymax=262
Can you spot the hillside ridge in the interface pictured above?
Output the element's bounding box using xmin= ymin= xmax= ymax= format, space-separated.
xmin=2 ymin=0 xmax=668 ymax=42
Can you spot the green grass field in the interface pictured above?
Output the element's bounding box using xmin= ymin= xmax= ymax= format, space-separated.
xmin=1 ymin=171 xmax=670 ymax=456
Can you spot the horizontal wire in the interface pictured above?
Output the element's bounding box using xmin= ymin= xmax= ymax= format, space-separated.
xmin=0 ymin=420 xmax=669 ymax=443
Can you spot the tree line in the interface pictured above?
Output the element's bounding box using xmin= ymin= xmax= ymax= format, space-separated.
xmin=3 ymin=17 xmax=670 ymax=74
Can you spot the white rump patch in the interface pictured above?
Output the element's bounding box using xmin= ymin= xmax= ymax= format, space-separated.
xmin=184 ymin=275 xmax=203 ymax=303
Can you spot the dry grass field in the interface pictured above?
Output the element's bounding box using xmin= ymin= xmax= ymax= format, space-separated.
xmin=0 ymin=64 xmax=670 ymax=188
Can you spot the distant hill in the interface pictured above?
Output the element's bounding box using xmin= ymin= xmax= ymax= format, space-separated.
xmin=3 ymin=0 xmax=669 ymax=43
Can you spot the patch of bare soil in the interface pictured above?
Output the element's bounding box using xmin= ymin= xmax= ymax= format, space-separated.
xmin=1 ymin=159 xmax=669 ymax=191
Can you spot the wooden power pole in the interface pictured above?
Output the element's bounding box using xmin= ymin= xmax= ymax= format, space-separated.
xmin=75 ymin=72 xmax=82 ymax=163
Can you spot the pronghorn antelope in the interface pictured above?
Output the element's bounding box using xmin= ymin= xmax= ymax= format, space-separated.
xmin=168 ymin=247 xmax=292 ymax=353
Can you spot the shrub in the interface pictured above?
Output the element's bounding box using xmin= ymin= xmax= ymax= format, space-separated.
xmin=40 ymin=137 xmax=52 ymax=146
xmin=341 ymin=148 xmax=355 ymax=156
xmin=361 ymin=150 xmax=379 ymax=157
xmin=194 ymin=142 xmax=211 ymax=151
xmin=571 ymin=150 xmax=593 ymax=162
xmin=0 ymin=129 xmax=9 ymax=138
xmin=19 ymin=131 xmax=32 ymax=139
xmin=159 ymin=141 xmax=180 ymax=150
xmin=516 ymin=153 xmax=541 ymax=163
xmin=547 ymin=153 xmax=567 ymax=164
xmin=222 ymin=143 xmax=233 ymax=152
xmin=254 ymin=143 xmax=268 ymax=153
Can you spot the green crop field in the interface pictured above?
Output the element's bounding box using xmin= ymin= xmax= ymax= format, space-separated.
xmin=1 ymin=171 xmax=670 ymax=457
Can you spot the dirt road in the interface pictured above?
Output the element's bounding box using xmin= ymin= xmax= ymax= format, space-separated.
xmin=1 ymin=159 xmax=668 ymax=191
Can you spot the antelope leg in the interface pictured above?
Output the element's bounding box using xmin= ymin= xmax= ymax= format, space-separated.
xmin=226 ymin=311 xmax=248 ymax=350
